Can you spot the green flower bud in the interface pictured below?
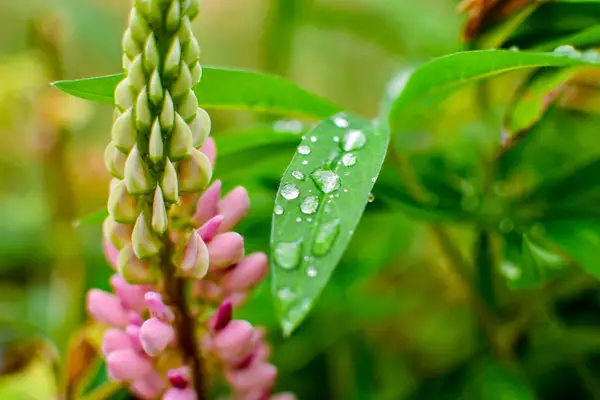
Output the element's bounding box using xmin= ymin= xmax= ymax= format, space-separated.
xmin=174 ymin=230 xmax=209 ymax=279
xmin=178 ymin=148 xmax=212 ymax=193
xmin=103 ymin=216 xmax=133 ymax=250
xmin=164 ymin=37 xmax=181 ymax=79
xmin=166 ymin=0 xmax=181 ymax=32
xmin=118 ymin=244 xmax=156 ymax=284
xmin=178 ymin=16 xmax=193 ymax=43
xmin=111 ymin=108 xmax=136 ymax=153
xmin=149 ymin=69 xmax=164 ymax=105
xmin=122 ymin=54 xmax=132 ymax=72
xmin=123 ymin=29 xmax=142 ymax=59
xmin=108 ymin=180 xmax=140 ymax=224
xmin=187 ymin=0 xmax=200 ymax=19
xmin=152 ymin=187 xmax=169 ymax=234
xmin=104 ymin=142 xmax=127 ymax=179
xmin=171 ymin=62 xmax=192 ymax=98
xmin=147 ymin=0 xmax=163 ymax=26
xmin=144 ymin=33 xmax=160 ymax=72
xmin=115 ymin=78 xmax=134 ymax=111
xmin=160 ymin=91 xmax=175 ymax=132
xmin=162 ymin=159 xmax=179 ymax=202
xmin=190 ymin=62 xmax=202 ymax=86
xmin=129 ymin=8 xmax=150 ymax=43
xmin=132 ymin=212 xmax=161 ymax=259
xmin=190 ymin=108 xmax=211 ymax=148
xmin=177 ymin=90 xmax=198 ymax=122
xmin=149 ymin=118 xmax=164 ymax=163
xmin=169 ymin=113 xmax=193 ymax=161
xmin=183 ymin=36 xmax=200 ymax=65
xmin=134 ymin=0 xmax=150 ymax=16
xmin=128 ymin=54 xmax=146 ymax=91
xmin=136 ymin=87 xmax=152 ymax=132
xmin=125 ymin=145 xmax=156 ymax=195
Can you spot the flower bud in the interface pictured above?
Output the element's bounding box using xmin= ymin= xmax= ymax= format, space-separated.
xmin=106 ymin=348 xmax=153 ymax=382
xmin=197 ymin=214 xmax=224 ymax=242
xmin=136 ymin=86 xmax=152 ymax=131
xmin=171 ymin=62 xmax=193 ymax=98
xmin=147 ymin=0 xmax=163 ymax=26
xmin=129 ymin=8 xmax=150 ymax=43
xmin=221 ymin=253 xmax=269 ymax=292
xmin=125 ymin=324 xmax=145 ymax=353
xmin=87 ymin=289 xmax=130 ymax=327
xmin=213 ymin=299 xmax=232 ymax=331
xmin=183 ymin=36 xmax=200 ymax=65
xmin=132 ymin=212 xmax=162 ymax=259
xmin=103 ymin=239 xmax=120 ymax=269
xmin=212 ymin=320 xmax=255 ymax=361
xmin=168 ymin=366 xmax=190 ymax=388
xmin=110 ymin=274 xmax=150 ymax=314
xmin=190 ymin=107 xmax=211 ymax=148
xmin=125 ymin=145 xmax=155 ymax=195
xmin=219 ymin=186 xmax=250 ymax=232
xmin=152 ymin=187 xmax=169 ymax=234
xmin=115 ymin=78 xmax=134 ymax=111
xmin=111 ymin=108 xmax=136 ymax=153
xmin=225 ymin=362 xmax=277 ymax=393
xmin=190 ymin=62 xmax=202 ymax=85
xmin=162 ymin=159 xmax=179 ymax=202
xmin=130 ymin=371 xmax=167 ymax=400
xmin=144 ymin=291 xmax=175 ymax=323
xmin=118 ymin=244 xmax=156 ymax=284
xmin=161 ymin=91 xmax=175 ymax=132
xmin=102 ymin=329 xmax=132 ymax=356
xmin=164 ymin=38 xmax=181 ymax=78
xmin=177 ymin=15 xmax=193 ymax=43
xmin=148 ymin=69 xmax=164 ymax=105
xmin=129 ymin=54 xmax=146 ymax=91
xmin=192 ymin=179 xmax=221 ymax=225
xmin=104 ymin=142 xmax=127 ymax=179
xmin=169 ymin=113 xmax=193 ymax=161
xmin=144 ymin=33 xmax=160 ymax=71
xmin=207 ymin=232 xmax=245 ymax=269
xmin=187 ymin=0 xmax=199 ymax=19
xmin=108 ymin=180 xmax=140 ymax=224
xmin=122 ymin=54 xmax=132 ymax=72
xmin=140 ymin=317 xmax=175 ymax=356
xmin=135 ymin=0 xmax=150 ymax=17
xmin=178 ymin=148 xmax=212 ymax=193
xmin=122 ymin=29 xmax=142 ymax=59
xmin=163 ymin=388 xmax=197 ymax=400
xmin=177 ymin=90 xmax=198 ymax=122
xmin=175 ymin=230 xmax=209 ymax=279
xmin=103 ymin=216 xmax=133 ymax=250
xmin=166 ymin=0 xmax=181 ymax=32
xmin=149 ymin=118 xmax=164 ymax=163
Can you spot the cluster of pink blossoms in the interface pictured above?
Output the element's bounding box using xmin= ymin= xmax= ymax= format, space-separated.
xmin=87 ymin=139 xmax=295 ymax=400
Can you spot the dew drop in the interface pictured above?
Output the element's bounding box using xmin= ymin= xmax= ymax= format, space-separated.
xmin=371 ymin=177 xmax=376 ymax=183
xmin=311 ymin=169 xmax=340 ymax=194
xmin=292 ymin=170 xmax=305 ymax=180
xmin=368 ymin=193 xmax=375 ymax=203
xmin=310 ymin=136 xmax=317 ymax=142
xmin=274 ymin=205 xmax=284 ymax=215
xmin=307 ymin=267 xmax=317 ymax=278
xmin=307 ymin=218 xmax=312 ymax=222
xmin=501 ymin=261 xmax=522 ymax=281
xmin=313 ymin=219 xmax=341 ymax=256
xmin=297 ymin=145 xmax=311 ymax=155
xmin=343 ymin=188 xmax=348 ymax=193
xmin=333 ymin=136 xmax=340 ymax=142
xmin=274 ymin=241 xmax=302 ymax=270
xmin=553 ymin=45 xmax=580 ymax=58
xmin=333 ymin=116 xmax=349 ymax=128
xmin=296 ymin=217 xmax=302 ymax=223
xmin=302 ymin=160 xmax=308 ymax=165
xmin=280 ymin=184 xmax=299 ymax=200
xmin=301 ymin=195 xmax=319 ymax=215
xmin=278 ymin=287 xmax=296 ymax=300
xmin=341 ymin=129 xmax=366 ymax=151
xmin=342 ymin=153 xmax=357 ymax=167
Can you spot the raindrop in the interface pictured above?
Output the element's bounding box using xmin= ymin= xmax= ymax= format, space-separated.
xmin=343 ymin=188 xmax=348 ymax=193
xmin=341 ymin=129 xmax=366 ymax=151
xmin=313 ymin=219 xmax=341 ymax=256
xmin=342 ymin=153 xmax=356 ymax=166
xmin=307 ymin=267 xmax=317 ymax=278
xmin=333 ymin=116 xmax=349 ymax=128
xmin=333 ymin=136 xmax=340 ymax=142
xmin=297 ymin=145 xmax=311 ymax=155
xmin=301 ymin=195 xmax=319 ymax=215
xmin=302 ymin=160 xmax=308 ymax=165
xmin=311 ymin=169 xmax=340 ymax=194
xmin=278 ymin=287 xmax=296 ymax=300
xmin=296 ymin=217 xmax=302 ymax=223
xmin=500 ymin=261 xmax=522 ymax=281
xmin=273 ymin=120 xmax=303 ymax=134
xmin=280 ymin=184 xmax=299 ymax=200
xmin=274 ymin=241 xmax=302 ymax=270
xmin=292 ymin=170 xmax=305 ymax=180
xmin=274 ymin=205 xmax=284 ymax=215
xmin=371 ymin=177 xmax=376 ymax=183
xmin=553 ymin=45 xmax=580 ymax=58
xmin=368 ymin=193 xmax=375 ymax=203
xmin=307 ymin=218 xmax=313 ymax=222
xmin=310 ymin=136 xmax=317 ymax=142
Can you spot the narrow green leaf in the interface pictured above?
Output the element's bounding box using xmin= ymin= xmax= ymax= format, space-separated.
xmin=73 ymin=209 xmax=109 ymax=227
xmin=545 ymin=219 xmax=600 ymax=279
xmin=52 ymin=68 xmax=340 ymax=119
xmin=270 ymin=113 xmax=389 ymax=336
xmin=388 ymin=49 xmax=600 ymax=134
xmin=536 ymin=25 xmax=600 ymax=51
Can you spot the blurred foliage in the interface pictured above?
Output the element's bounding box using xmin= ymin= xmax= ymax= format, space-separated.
xmin=5 ymin=0 xmax=600 ymax=399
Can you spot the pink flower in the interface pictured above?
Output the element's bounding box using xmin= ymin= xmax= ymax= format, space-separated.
xmin=87 ymin=289 xmax=129 ymax=327
xmin=106 ymin=348 xmax=153 ymax=382
xmin=140 ymin=317 xmax=176 ymax=357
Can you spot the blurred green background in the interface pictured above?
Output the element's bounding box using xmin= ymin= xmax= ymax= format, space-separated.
xmin=4 ymin=0 xmax=600 ymax=399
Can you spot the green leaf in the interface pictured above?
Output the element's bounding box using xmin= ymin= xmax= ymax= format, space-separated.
xmin=545 ymin=219 xmax=600 ymax=279
xmin=52 ymin=68 xmax=340 ymax=119
xmin=505 ymin=68 xmax=577 ymax=134
xmin=388 ymin=49 xmax=600 ymax=134
xmin=535 ymin=25 xmax=600 ymax=51
xmin=73 ymin=209 xmax=109 ymax=227
xmin=270 ymin=113 xmax=389 ymax=336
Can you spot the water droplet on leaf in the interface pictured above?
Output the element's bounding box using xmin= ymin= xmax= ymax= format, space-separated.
xmin=310 ymin=136 xmax=317 ymax=142
xmin=302 ymin=160 xmax=308 ymax=165
xmin=281 ymin=184 xmax=299 ymax=200
xmin=341 ymin=129 xmax=366 ymax=151
xmin=367 ymin=193 xmax=375 ymax=203
xmin=333 ymin=116 xmax=349 ymax=128
xmin=292 ymin=170 xmax=305 ymax=180
xmin=342 ymin=153 xmax=356 ymax=166
xmin=313 ymin=219 xmax=341 ymax=256
xmin=307 ymin=267 xmax=317 ymax=278
xmin=301 ymin=195 xmax=319 ymax=215
xmin=311 ymin=169 xmax=340 ymax=194
xmin=297 ymin=145 xmax=311 ymax=155
xmin=278 ymin=287 xmax=296 ymax=300
xmin=501 ymin=261 xmax=522 ymax=281
xmin=274 ymin=241 xmax=302 ymax=270
xmin=274 ymin=205 xmax=284 ymax=215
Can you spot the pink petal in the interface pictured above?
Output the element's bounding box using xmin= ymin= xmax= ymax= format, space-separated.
xmin=212 ymin=320 xmax=255 ymax=361
xmin=226 ymin=361 xmax=277 ymax=392
xmin=197 ymin=214 xmax=224 ymax=242
xmin=168 ymin=366 xmax=191 ymax=389
xmin=218 ymin=186 xmax=250 ymax=232
xmin=199 ymin=137 xmax=217 ymax=168
xmin=106 ymin=348 xmax=153 ymax=382
xmin=221 ymin=253 xmax=268 ymax=292
xmin=191 ymin=180 xmax=221 ymax=226
xmin=110 ymin=274 xmax=151 ymax=314
xmin=101 ymin=328 xmax=132 ymax=356
xmin=87 ymin=289 xmax=129 ymax=327
xmin=207 ymin=232 xmax=245 ymax=269
xmin=130 ymin=370 xmax=167 ymax=399
xmin=126 ymin=324 xmax=144 ymax=353
xmin=145 ymin=292 xmax=175 ymax=323
xmin=163 ymin=387 xmax=198 ymax=400
xmin=212 ymin=299 xmax=233 ymax=331
xmin=103 ymin=240 xmax=119 ymax=270
xmin=140 ymin=317 xmax=176 ymax=357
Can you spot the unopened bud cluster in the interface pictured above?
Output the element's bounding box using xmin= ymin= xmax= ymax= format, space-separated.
xmin=105 ymin=0 xmax=212 ymax=281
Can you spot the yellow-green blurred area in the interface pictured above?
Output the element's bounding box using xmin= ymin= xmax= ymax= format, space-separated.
xmin=5 ymin=0 xmax=600 ymax=399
